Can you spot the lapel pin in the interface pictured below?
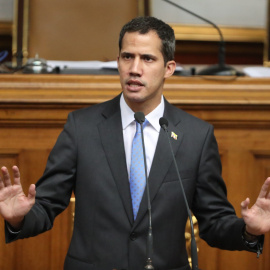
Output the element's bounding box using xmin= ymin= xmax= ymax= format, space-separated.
xmin=171 ymin=131 xmax=178 ymax=140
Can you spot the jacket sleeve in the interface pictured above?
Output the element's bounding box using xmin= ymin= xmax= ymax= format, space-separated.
xmin=191 ymin=125 xmax=264 ymax=253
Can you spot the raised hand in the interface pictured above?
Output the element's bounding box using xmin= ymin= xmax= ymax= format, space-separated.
xmin=241 ymin=177 xmax=270 ymax=235
xmin=0 ymin=166 xmax=36 ymax=230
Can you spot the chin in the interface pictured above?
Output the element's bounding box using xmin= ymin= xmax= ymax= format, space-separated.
xmin=127 ymin=97 xmax=144 ymax=105
xmin=124 ymin=90 xmax=142 ymax=100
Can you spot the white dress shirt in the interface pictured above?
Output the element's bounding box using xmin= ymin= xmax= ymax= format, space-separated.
xmin=120 ymin=94 xmax=165 ymax=179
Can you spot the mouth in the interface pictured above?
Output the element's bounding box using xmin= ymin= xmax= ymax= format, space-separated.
xmin=126 ymin=79 xmax=145 ymax=91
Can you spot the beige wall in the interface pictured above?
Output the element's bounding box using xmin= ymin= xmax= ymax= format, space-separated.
xmin=151 ymin=0 xmax=268 ymax=28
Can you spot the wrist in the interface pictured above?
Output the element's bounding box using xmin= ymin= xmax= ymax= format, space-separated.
xmin=242 ymin=225 xmax=264 ymax=257
xmin=6 ymin=218 xmax=24 ymax=231
xmin=243 ymin=226 xmax=259 ymax=242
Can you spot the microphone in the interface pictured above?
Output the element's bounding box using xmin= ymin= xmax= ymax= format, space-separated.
xmin=163 ymin=0 xmax=241 ymax=76
xmin=159 ymin=117 xmax=199 ymax=270
xmin=134 ymin=112 xmax=154 ymax=270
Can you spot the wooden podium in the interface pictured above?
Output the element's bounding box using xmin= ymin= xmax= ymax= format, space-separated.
xmin=0 ymin=74 xmax=270 ymax=270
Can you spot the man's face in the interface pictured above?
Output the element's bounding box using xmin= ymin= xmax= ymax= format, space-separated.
xmin=117 ymin=31 xmax=175 ymax=115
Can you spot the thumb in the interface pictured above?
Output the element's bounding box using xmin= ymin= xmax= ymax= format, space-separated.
xmin=27 ymin=184 xmax=36 ymax=204
xmin=241 ymin=197 xmax=250 ymax=215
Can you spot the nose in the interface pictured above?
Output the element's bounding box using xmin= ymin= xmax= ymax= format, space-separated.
xmin=129 ymin=58 xmax=142 ymax=76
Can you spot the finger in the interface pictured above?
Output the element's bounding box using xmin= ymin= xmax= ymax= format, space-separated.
xmin=266 ymin=177 xmax=270 ymax=199
xmin=0 ymin=167 xmax=5 ymax=189
xmin=258 ymin=177 xmax=270 ymax=199
xmin=12 ymin=166 xmax=21 ymax=185
xmin=1 ymin=166 xmax=12 ymax=187
xmin=0 ymin=175 xmax=4 ymax=189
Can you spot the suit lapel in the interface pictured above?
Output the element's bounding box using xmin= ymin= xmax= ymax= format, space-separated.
xmin=98 ymin=95 xmax=134 ymax=225
xmin=133 ymin=100 xmax=184 ymax=227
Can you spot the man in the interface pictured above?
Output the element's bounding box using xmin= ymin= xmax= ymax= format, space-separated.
xmin=1 ymin=17 xmax=270 ymax=270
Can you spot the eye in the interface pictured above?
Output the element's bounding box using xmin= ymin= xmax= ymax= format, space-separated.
xmin=143 ymin=55 xmax=154 ymax=62
xmin=121 ymin=53 xmax=133 ymax=60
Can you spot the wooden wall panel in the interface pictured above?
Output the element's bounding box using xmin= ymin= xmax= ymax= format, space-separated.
xmin=0 ymin=128 xmax=74 ymax=269
xmin=1 ymin=74 xmax=270 ymax=269
xmin=27 ymin=0 xmax=138 ymax=61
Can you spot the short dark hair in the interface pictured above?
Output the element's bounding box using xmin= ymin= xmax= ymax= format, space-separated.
xmin=119 ymin=16 xmax=175 ymax=65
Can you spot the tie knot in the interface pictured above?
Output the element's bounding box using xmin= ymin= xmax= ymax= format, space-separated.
xmin=135 ymin=119 xmax=148 ymax=134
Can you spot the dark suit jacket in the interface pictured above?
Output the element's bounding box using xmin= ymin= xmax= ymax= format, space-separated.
xmin=6 ymin=94 xmax=257 ymax=270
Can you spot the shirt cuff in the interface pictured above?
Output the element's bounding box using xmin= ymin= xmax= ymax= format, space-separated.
xmin=6 ymin=222 xmax=22 ymax=234
xmin=242 ymin=226 xmax=264 ymax=257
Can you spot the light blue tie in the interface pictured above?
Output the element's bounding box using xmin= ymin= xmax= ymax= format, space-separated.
xmin=130 ymin=120 xmax=148 ymax=220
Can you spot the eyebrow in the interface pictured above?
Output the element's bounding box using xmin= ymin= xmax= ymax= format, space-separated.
xmin=120 ymin=52 xmax=157 ymax=59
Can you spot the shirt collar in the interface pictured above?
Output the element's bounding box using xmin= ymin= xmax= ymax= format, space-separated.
xmin=120 ymin=94 xmax=165 ymax=132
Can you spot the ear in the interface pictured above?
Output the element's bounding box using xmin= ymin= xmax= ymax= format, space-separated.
xmin=164 ymin=60 xmax=176 ymax=79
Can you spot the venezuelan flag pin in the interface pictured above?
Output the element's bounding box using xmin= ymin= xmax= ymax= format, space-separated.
xmin=171 ymin=131 xmax=178 ymax=140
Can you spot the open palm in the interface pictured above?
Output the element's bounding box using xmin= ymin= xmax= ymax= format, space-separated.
xmin=0 ymin=166 xmax=36 ymax=228
xmin=241 ymin=177 xmax=270 ymax=235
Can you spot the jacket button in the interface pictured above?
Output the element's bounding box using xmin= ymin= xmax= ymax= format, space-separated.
xmin=130 ymin=232 xmax=137 ymax=241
